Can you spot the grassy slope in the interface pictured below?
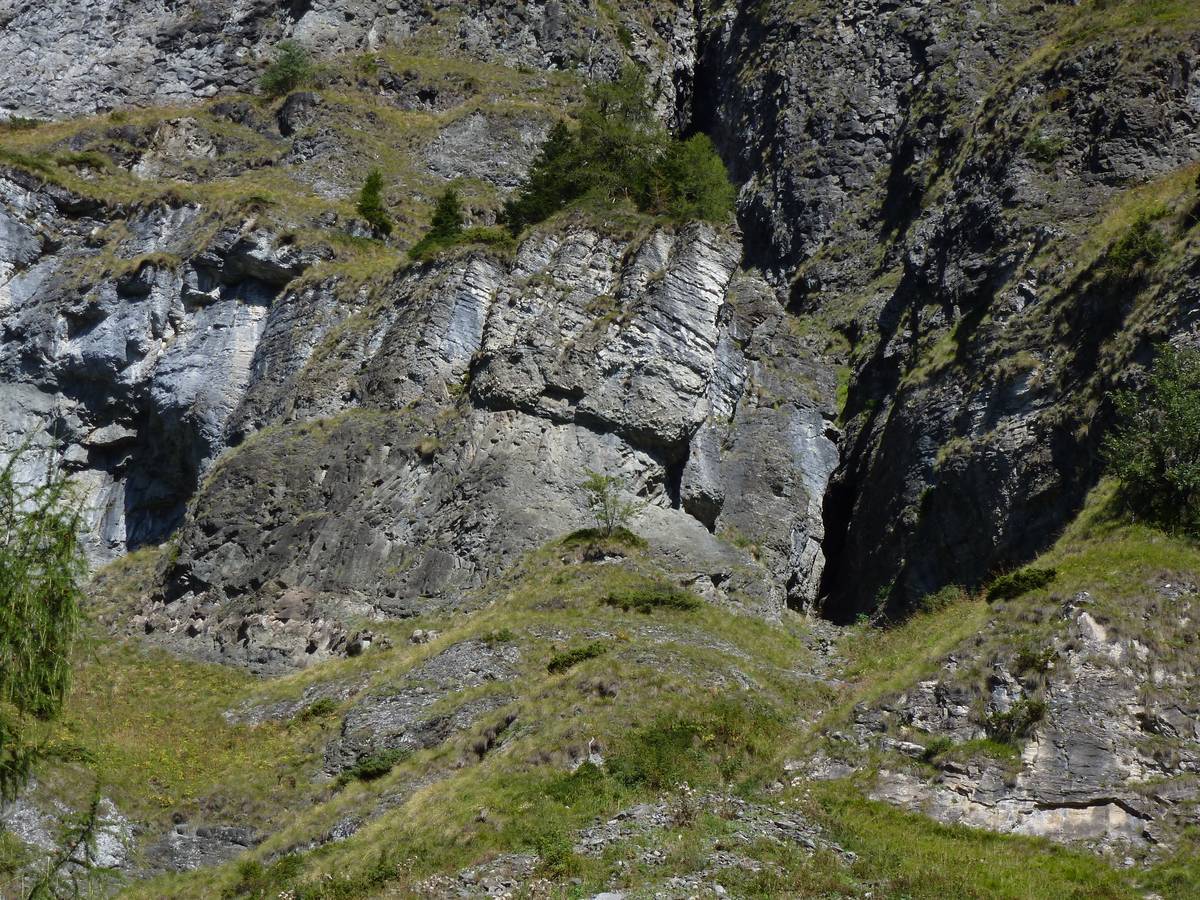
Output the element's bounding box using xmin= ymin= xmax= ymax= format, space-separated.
xmin=40 ymin=501 xmax=1200 ymax=898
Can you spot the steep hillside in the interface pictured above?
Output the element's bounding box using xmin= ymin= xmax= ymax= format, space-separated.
xmin=1 ymin=0 xmax=1200 ymax=896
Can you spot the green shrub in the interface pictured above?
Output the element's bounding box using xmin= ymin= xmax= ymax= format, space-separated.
xmin=652 ymin=133 xmax=737 ymax=221
xmin=291 ymin=697 xmax=339 ymax=725
xmin=408 ymin=188 xmax=474 ymax=259
xmin=606 ymin=717 xmax=702 ymax=789
xmin=0 ymin=831 xmax=31 ymax=878
xmin=985 ymin=567 xmax=1057 ymax=602
xmin=1103 ymin=208 xmax=1168 ymax=280
xmin=529 ymin=825 xmax=580 ymax=876
xmin=547 ymin=640 xmax=609 ymax=674
xmin=260 ymin=41 xmax=316 ymax=97
xmin=480 ymin=627 xmax=516 ymax=646
xmin=580 ymin=470 xmax=644 ymax=538
xmin=0 ymin=442 xmax=85 ymax=802
xmin=222 ymin=854 xmax=304 ymax=899
xmin=1104 ymin=345 xmax=1200 ymax=534
xmin=921 ymin=735 xmax=955 ymax=761
xmin=1024 ymin=129 xmax=1067 ymax=163
xmin=356 ymin=169 xmax=393 ymax=237
xmin=916 ymin=584 xmax=967 ymax=613
xmin=985 ymin=698 xmax=1046 ymax=745
xmin=503 ymin=66 xmax=734 ymax=233
xmin=1013 ymin=642 xmax=1055 ymax=676
xmin=336 ymin=748 xmax=408 ymax=786
xmin=603 ymin=581 xmax=701 ymax=613
xmin=408 ymin=225 xmax=512 ymax=262
xmin=544 ymin=761 xmax=619 ymax=806
xmin=0 ymin=116 xmax=41 ymax=132
xmin=561 ymin=526 xmax=648 ymax=550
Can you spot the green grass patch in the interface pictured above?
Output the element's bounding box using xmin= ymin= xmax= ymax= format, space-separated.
xmin=602 ymin=581 xmax=701 ymax=613
xmin=560 ymin=526 xmax=648 ymax=551
xmin=810 ymin=782 xmax=1136 ymax=899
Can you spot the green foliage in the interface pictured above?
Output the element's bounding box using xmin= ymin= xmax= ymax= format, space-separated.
xmin=529 ymin=825 xmax=580 ymax=876
xmin=480 ymin=627 xmax=516 ymax=646
xmin=1024 ymin=129 xmax=1067 ymax=163
xmin=408 ymin=225 xmax=512 ymax=262
xmin=985 ymin=566 xmax=1057 ymax=602
xmin=606 ymin=717 xmax=702 ymax=789
xmin=223 ymin=854 xmax=305 ymax=899
xmin=356 ymin=169 xmax=393 ymax=237
xmin=1013 ymin=642 xmax=1056 ymax=676
xmin=291 ymin=697 xmax=339 ymax=725
xmin=915 ymin=584 xmax=967 ymax=613
xmin=0 ymin=829 xmax=31 ymax=879
xmin=651 ymin=133 xmax=737 ymax=221
xmin=503 ymin=66 xmax=735 ymax=233
xmin=260 ymin=41 xmax=316 ymax=97
xmin=429 ymin=187 xmax=464 ymax=238
xmin=580 ymin=469 xmax=644 ymax=537
xmin=602 ymin=581 xmax=701 ymax=613
xmin=0 ymin=443 xmax=85 ymax=803
xmin=336 ymin=748 xmax=408 ymax=787
xmin=547 ymin=640 xmax=609 ymax=674
xmin=561 ymin=526 xmax=647 ymax=550
xmin=1104 ymin=345 xmax=1200 ymax=534
xmin=406 ymin=189 xmax=512 ymax=261
xmin=0 ymin=116 xmax=42 ymax=132
xmin=985 ymin=698 xmax=1046 ymax=745
xmin=544 ymin=761 xmax=620 ymax=806
xmin=25 ymin=790 xmax=106 ymax=898
xmin=1102 ymin=208 xmax=1168 ymax=280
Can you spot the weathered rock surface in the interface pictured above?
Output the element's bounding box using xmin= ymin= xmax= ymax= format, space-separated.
xmin=848 ymin=585 xmax=1200 ymax=853
xmin=0 ymin=0 xmax=695 ymax=127
xmin=145 ymin=221 xmax=835 ymax=670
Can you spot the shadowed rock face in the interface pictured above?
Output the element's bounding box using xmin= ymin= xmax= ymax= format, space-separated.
xmin=699 ymin=0 xmax=1200 ymax=618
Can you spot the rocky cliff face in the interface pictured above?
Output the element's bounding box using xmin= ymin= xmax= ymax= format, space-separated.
xmin=702 ymin=0 xmax=1200 ymax=618
xmin=3 ymin=0 xmax=1200 ymax=885
xmin=0 ymin=85 xmax=838 ymax=673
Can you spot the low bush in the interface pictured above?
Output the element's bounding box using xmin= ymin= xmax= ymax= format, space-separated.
xmin=603 ymin=581 xmax=701 ymax=613
xmin=985 ymin=698 xmax=1046 ymax=745
xmin=336 ymin=748 xmax=408 ymax=786
xmin=0 ymin=116 xmax=41 ymax=132
xmin=260 ymin=41 xmax=316 ymax=97
xmin=606 ymin=717 xmax=702 ymax=789
xmin=480 ymin=627 xmax=516 ymax=646
xmin=290 ymin=697 xmax=339 ymax=725
xmin=916 ymin=584 xmax=967 ymax=613
xmin=1102 ymin=208 xmax=1168 ymax=280
xmin=529 ymin=825 xmax=580 ymax=876
xmin=561 ymin=526 xmax=647 ymax=550
xmin=544 ymin=761 xmax=618 ymax=806
xmin=222 ymin=854 xmax=304 ymax=899
xmin=985 ymin=567 xmax=1056 ymax=602
xmin=1104 ymin=345 xmax=1200 ymax=534
xmin=547 ymin=640 xmax=609 ymax=674
xmin=408 ymin=225 xmax=513 ymax=262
